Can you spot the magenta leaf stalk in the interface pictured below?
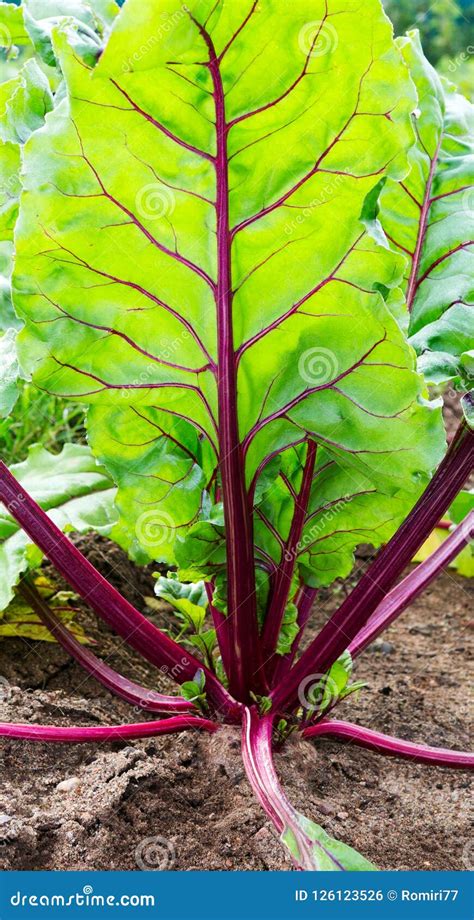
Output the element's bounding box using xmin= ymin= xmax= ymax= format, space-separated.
xmin=303 ymin=720 xmax=474 ymax=769
xmin=19 ymin=579 xmax=196 ymax=714
xmin=0 ymin=462 xmax=240 ymax=721
xmin=241 ymin=707 xmax=317 ymax=870
xmin=0 ymin=716 xmax=219 ymax=743
xmin=241 ymin=707 xmax=376 ymax=870
xmin=348 ymin=510 xmax=474 ymax=658
xmin=192 ymin=14 xmax=263 ymax=702
xmin=272 ymin=420 xmax=474 ymax=714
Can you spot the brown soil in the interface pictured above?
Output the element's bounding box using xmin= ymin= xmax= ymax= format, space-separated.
xmin=0 ymin=535 xmax=472 ymax=872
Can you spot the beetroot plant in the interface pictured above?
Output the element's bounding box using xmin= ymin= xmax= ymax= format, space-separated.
xmin=0 ymin=0 xmax=473 ymax=870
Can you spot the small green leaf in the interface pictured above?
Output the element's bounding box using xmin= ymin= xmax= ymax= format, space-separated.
xmin=155 ymin=574 xmax=208 ymax=633
xmin=275 ymin=602 xmax=299 ymax=656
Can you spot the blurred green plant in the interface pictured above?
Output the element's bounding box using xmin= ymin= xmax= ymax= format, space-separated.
xmin=383 ymin=0 xmax=473 ymax=64
xmin=0 ymin=382 xmax=85 ymax=464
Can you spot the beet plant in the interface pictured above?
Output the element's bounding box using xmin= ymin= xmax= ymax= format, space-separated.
xmin=0 ymin=0 xmax=473 ymax=870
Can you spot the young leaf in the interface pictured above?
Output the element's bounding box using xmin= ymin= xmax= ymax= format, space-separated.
xmin=0 ymin=443 xmax=116 ymax=608
xmin=275 ymin=603 xmax=299 ymax=656
xmin=155 ymin=573 xmax=208 ymax=632
xmin=282 ymin=813 xmax=377 ymax=871
xmin=379 ymin=31 xmax=474 ymax=390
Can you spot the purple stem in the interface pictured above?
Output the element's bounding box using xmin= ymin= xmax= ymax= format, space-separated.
xmin=349 ymin=511 xmax=474 ymax=658
xmin=241 ymin=707 xmax=346 ymax=870
xmin=241 ymin=708 xmax=314 ymax=869
xmin=0 ymin=716 xmax=218 ymax=744
xmin=271 ymin=420 xmax=474 ymax=714
xmin=196 ymin=14 xmax=263 ymax=701
xmin=19 ymin=579 xmax=196 ymax=714
xmin=302 ymin=720 xmax=474 ymax=769
xmin=0 ymin=462 xmax=240 ymax=721
xmin=262 ymin=442 xmax=317 ymax=671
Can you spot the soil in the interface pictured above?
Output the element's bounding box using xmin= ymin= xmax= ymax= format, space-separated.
xmin=0 ymin=533 xmax=472 ymax=872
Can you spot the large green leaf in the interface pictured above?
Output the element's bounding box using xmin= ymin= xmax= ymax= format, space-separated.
xmin=379 ymin=31 xmax=474 ymax=391
xmin=0 ymin=443 xmax=117 ymax=609
xmin=13 ymin=0 xmax=444 ymax=588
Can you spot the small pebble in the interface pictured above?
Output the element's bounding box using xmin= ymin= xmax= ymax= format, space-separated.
xmin=56 ymin=777 xmax=80 ymax=793
xmin=317 ymin=803 xmax=334 ymax=816
xmin=337 ymin=811 xmax=349 ymax=820
xmin=0 ymin=815 xmax=11 ymax=826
